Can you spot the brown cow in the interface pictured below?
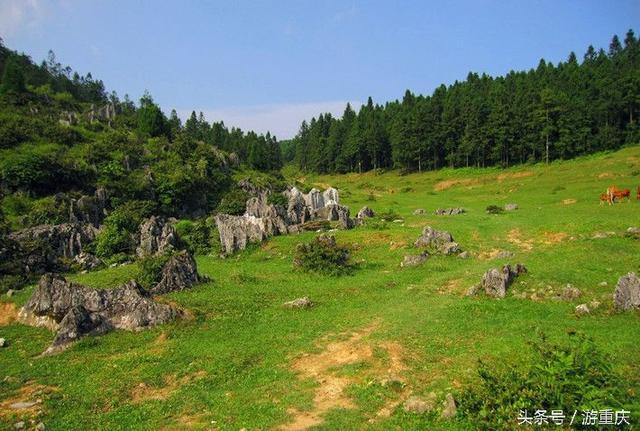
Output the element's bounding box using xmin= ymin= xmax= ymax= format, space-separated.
xmin=612 ymin=188 xmax=631 ymax=202
xmin=599 ymin=193 xmax=610 ymax=205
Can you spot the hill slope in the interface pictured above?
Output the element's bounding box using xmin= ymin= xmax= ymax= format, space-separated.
xmin=1 ymin=146 xmax=639 ymax=430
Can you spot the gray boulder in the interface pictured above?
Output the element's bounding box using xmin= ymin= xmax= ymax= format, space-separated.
xmin=401 ymin=252 xmax=429 ymax=267
xmin=357 ymin=206 xmax=375 ymax=219
xmin=414 ymin=226 xmax=461 ymax=255
xmin=73 ymin=252 xmax=102 ymax=271
xmin=149 ymin=251 xmax=201 ymax=295
xmin=68 ymin=188 xmax=108 ymax=227
xmin=504 ymin=203 xmax=519 ymax=211
xmin=215 ymin=214 xmax=275 ymax=254
xmin=561 ymin=285 xmax=582 ymax=301
xmin=480 ymin=263 xmax=528 ymax=298
xmin=413 ymin=208 xmax=425 ymax=215
xmin=20 ymin=274 xmax=182 ymax=354
xmin=136 ymin=216 xmax=179 ymax=257
xmin=434 ymin=207 xmax=465 ymax=216
xmin=614 ymin=272 xmax=640 ymax=311
xmin=283 ymin=297 xmax=314 ymax=309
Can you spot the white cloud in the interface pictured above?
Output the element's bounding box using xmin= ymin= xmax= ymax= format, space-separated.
xmin=176 ymin=100 xmax=361 ymax=140
xmin=0 ymin=0 xmax=46 ymax=39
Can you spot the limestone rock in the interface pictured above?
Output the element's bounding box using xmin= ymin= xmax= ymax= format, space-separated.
xmin=9 ymin=223 xmax=99 ymax=273
xmin=414 ymin=226 xmax=461 ymax=255
xmin=614 ymin=272 xmax=640 ymax=311
xmin=561 ymin=285 xmax=582 ymax=301
xmin=136 ymin=216 xmax=179 ymax=257
xmin=458 ymin=251 xmax=470 ymax=259
xmin=413 ymin=208 xmax=425 ymax=215
xmin=0 ymin=338 xmax=6 ymax=347
xmin=403 ymin=394 xmax=436 ymax=414
xmin=401 ymin=252 xmax=429 ymax=268
xmin=504 ymin=203 xmax=519 ymax=211
xmin=434 ymin=207 xmax=465 ymax=216
xmin=575 ymin=304 xmax=590 ymax=315
xmin=357 ymin=206 xmax=375 ymax=219
xmin=20 ymin=274 xmax=182 ymax=354
xmin=480 ymin=263 xmax=528 ymax=298
xmin=283 ymin=297 xmax=314 ymax=309
xmin=441 ymin=393 xmax=457 ymax=419
xmin=68 ymin=188 xmax=108 ymax=227
xmin=215 ymin=214 xmax=274 ymax=254
xmin=149 ymin=251 xmax=201 ymax=295
xmin=72 ymin=252 xmax=102 ymax=271
xmin=495 ymin=250 xmax=514 ymax=259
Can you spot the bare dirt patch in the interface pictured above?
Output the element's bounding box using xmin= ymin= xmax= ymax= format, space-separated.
xmin=281 ymin=322 xmax=408 ymax=430
xmin=507 ymin=228 xmax=534 ymax=251
xmin=0 ymin=381 xmax=58 ymax=421
xmin=598 ymin=172 xmax=615 ymax=179
xmin=434 ymin=178 xmax=481 ymax=191
xmin=496 ymin=171 xmax=533 ymax=181
xmin=438 ymin=279 xmax=466 ymax=296
xmin=130 ymin=371 xmax=207 ymax=404
xmin=0 ymin=302 xmax=18 ymax=326
xmin=562 ymin=198 xmax=577 ymax=205
xmin=477 ymin=249 xmax=510 ymax=260
xmin=389 ymin=240 xmax=408 ymax=251
xmin=541 ymin=231 xmax=569 ymax=245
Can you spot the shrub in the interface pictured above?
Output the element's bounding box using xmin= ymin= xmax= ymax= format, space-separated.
xmin=95 ymin=200 xmax=155 ymax=258
xmin=377 ymin=209 xmax=401 ymax=222
xmin=299 ymin=220 xmax=331 ymax=231
xmin=216 ymin=187 xmax=250 ymax=215
xmin=28 ymin=196 xmax=69 ymax=225
xmin=486 ymin=205 xmax=503 ymax=214
xmin=137 ymin=253 xmax=172 ymax=289
xmin=457 ymin=332 xmax=630 ymax=430
xmin=0 ymin=274 xmax=27 ymax=294
xmin=267 ymin=192 xmax=288 ymax=207
xmin=175 ymin=217 xmax=219 ymax=255
xmin=294 ymin=234 xmax=353 ymax=276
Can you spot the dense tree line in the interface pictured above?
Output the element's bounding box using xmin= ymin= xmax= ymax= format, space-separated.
xmin=289 ymin=31 xmax=640 ymax=173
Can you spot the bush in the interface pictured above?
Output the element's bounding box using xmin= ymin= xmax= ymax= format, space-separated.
xmin=267 ymin=192 xmax=288 ymax=207
xmin=377 ymin=209 xmax=401 ymax=222
xmin=486 ymin=205 xmax=504 ymax=214
xmin=175 ymin=218 xmax=219 ymax=255
xmin=137 ymin=253 xmax=172 ymax=289
xmin=216 ymin=187 xmax=250 ymax=215
xmin=294 ymin=234 xmax=353 ymax=276
xmin=299 ymin=220 xmax=331 ymax=231
xmin=95 ymin=200 xmax=155 ymax=258
xmin=28 ymin=196 xmax=69 ymax=225
xmin=0 ymin=274 xmax=27 ymax=293
xmin=457 ymin=332 xmax=631 ymax=430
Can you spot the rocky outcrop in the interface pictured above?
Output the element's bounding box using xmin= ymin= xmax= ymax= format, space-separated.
xmin=68 ymin=188 xmax=108 ymax=227
xmin=9 ymin=223 xmax=99 ymax=274
xmin=478 ymin=263 xmax=528 ymax=298
xmin=614 ymin=272 xmax=640 ymax=311
xmin=216 ymin=186 xmax=354 ymax=254
xmin=414 ymin=226 xmax=461 ymax=255
xmin=357 ymin=206 xmax=375 ymax=219
xmin=434 ymin=208 xmax=465 ymax=216
xmin=136 ymin=216 xmax=179 ymax=257
xmin=149 ymin=251 xmax=201 ymax=295
xmin=72 ymin=252 xmax=102 ymax=271
xmin=401 ymin=252 xmax=429 ymax=267
xmin=19 ymin=274 xmax=183 ymax=354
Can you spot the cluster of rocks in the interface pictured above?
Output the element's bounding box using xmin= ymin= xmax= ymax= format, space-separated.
xmin=136 ymin=216 xmax=179 ymax=257
xmin=468 ymin=263 xmax=528 ymax=298
xmin=68 ymin=187 xmax=109 ymax=227
xmin=434 ymin=207 xmax=465 ymax=216
xmin=614 ymin=272 xmax=640 ymax=311
xmin=215 ymin=185 xmax=363 ymax=254
xmin=414 ymin=226 xmax=462 ymax=256
xmin=18 ymin=251 xmax=200 ymax=354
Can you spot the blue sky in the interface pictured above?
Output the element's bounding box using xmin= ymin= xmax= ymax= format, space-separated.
xmin=1 ymin=0 xmax=638 ymax=138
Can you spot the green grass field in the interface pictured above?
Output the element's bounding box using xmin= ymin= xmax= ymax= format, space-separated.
xmin=1 ymin=146 xmax=639 ymax=430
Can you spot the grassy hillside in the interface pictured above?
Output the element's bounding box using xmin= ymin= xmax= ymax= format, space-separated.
xmin=1 ymin=146 xmax=639 ymax=430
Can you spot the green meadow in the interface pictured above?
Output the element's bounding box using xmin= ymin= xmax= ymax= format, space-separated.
xmin=1 ymin=146 xmax=639 ymax=430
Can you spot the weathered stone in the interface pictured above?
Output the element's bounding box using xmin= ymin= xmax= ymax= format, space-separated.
xmin=20 ymin=274 xmax=182 ymax=354
xmin=504 ymin=203 xmax=519 ymax=211
xmin=9 ymin=223 xmax=99 ymax=273
xmin=35 ymin=423 xmax=45 ymax=431
xmin=441 ymin=393 xmax=457 ymax=419
xmin=495 ymin=250 xmax=514 ymax=259
xmin=561 ymin=285 xmax=582 ymax=301
xmin=413 ymin=208 xmax=425 ymax=215
xmin=68 ymin=188 xmax=108 ymax=227
xmin=626 ymin=226 xmax=640 ymax=234
xmin=575 ymin=304 xmax=590 ymax=315
xmin=434 ymin=207 xmax=465 ymax=216
xmin=458 ymin=251 xmax=470 ymax=259
xmin=149 ymin=251 xmax=201 ymax=295
xmin=414 ymin=226 xmax=461 ymax=255
xmin=283 ymin=297 xmax=314 ymax=309
xmin=403 ymin=394 xmax=436 ymax=414
xmin=136 ymin=216 xmax=179 ymax=257
xmin=614 ymin=272 xmax=640 ymax=311
xmin=72 ymin=252 xmax=102 ymax=271
xmin=215 ymin=214 xmax=274 ymax=254
xmin=357 ymin=206 xmax=375 ymax=219
xmin=0 ymin=338 xmax=6 ymax=347
xmin=14 ymin=422 xmax=25 ymax=430
xmin=480 ymin=263 xmax=527 ymax=298
xmin=6 ymin=289 xmax=14 ymax=297
xmin=401 ymin=252 xmax=429 ymax=267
